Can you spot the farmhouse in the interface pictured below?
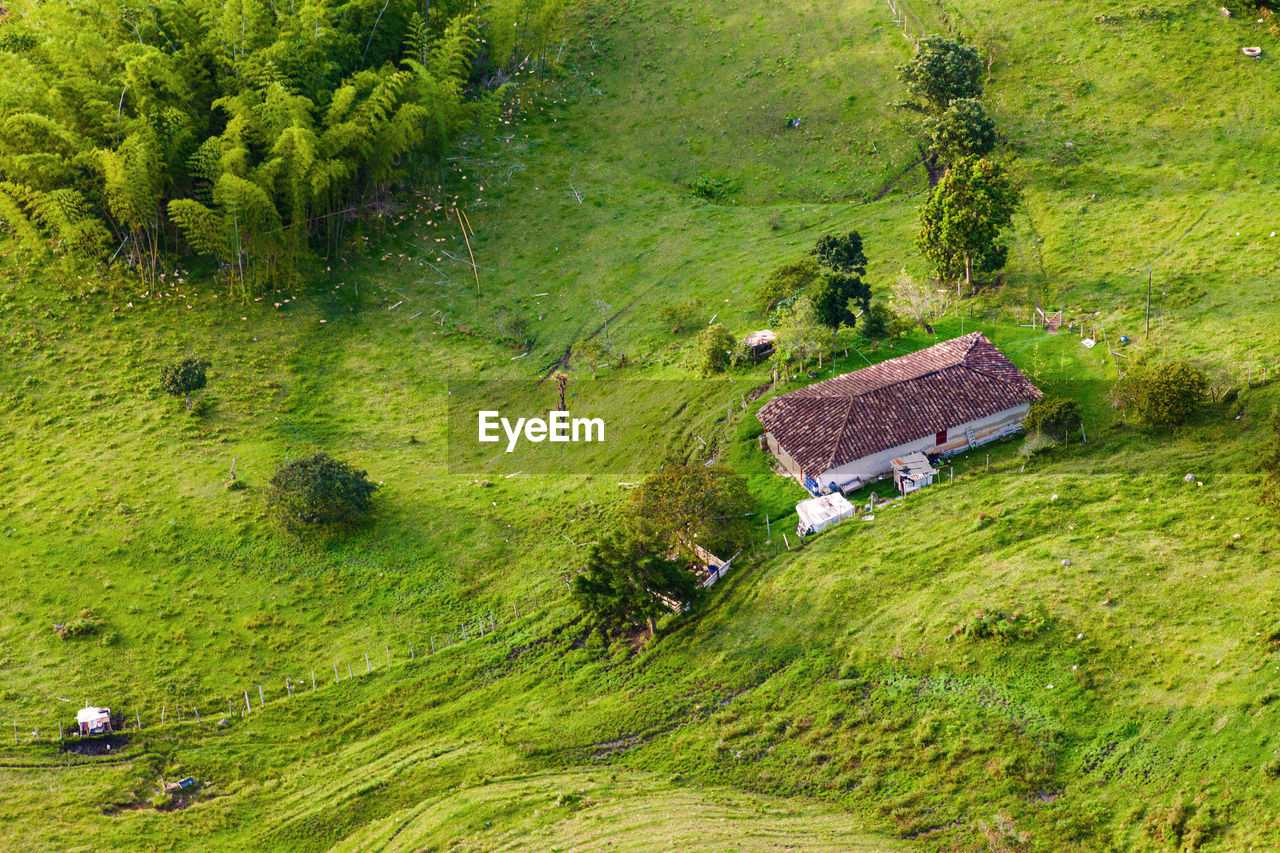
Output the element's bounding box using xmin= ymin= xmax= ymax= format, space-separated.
xmin=758 ymin=332 xmax=1041 ymax=494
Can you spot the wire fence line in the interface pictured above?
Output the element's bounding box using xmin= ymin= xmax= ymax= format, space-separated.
xmin=7 ymin=593 xmax=558 ymax=748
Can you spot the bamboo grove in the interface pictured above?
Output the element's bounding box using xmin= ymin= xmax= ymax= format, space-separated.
xmin=0 ymin=0 xmax=565 ymax=296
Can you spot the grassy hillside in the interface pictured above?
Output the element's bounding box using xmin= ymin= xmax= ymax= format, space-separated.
xmin=4 ymin=0 xmax=1280 ymax=849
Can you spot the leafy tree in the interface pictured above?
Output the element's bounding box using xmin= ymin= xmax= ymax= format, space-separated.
xmin=629 ymin=464 xmax=753 ymax=559
xmin=0 ymin=0 xmax=551 ymax=293
xmin=1024 ymin=396 xmax=1083 ymax=443
xmin=860 ymin=302 xmax=913 ymax=340
xmin=807 ymin=230 xmax=870 ymax=368
xmin=757 ymin=258 xmax=819 ymax=315
xmin=771 ymin=296 xmax=827 ymax=381
xmin=926 ymin=98 xmax=997 ymax=165
xmin=268 ymin=452 xmax=378 ymax=526
xmin=810 ymin=272 xmax=871 ymax=331
xmin=1115 ymin=358 xmax=1208 ymax=428
xmin=811 ymin=231 xmax=867 ymax=276
xmin=160 ymin=357 xmax=211 ymax=410
xmin=696 ymin=323 xmax=736 ymax=375
xmin=898 ymin=35 xmax=984 ymax=113
xmin=916 ymin=157 xmax=1020 ymax=293
xmin=571 ymin=337 xmax=609 ymax=377
xmin=571 ymin=529 xmax=700 ymax=639
xmin=974 ymin=26 xmax=1012 ymax=83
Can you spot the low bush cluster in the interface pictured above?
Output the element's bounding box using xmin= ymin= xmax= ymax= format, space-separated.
xmin=55 ymin=609 xmax=103 ymax=640
xmin=952 ymin=606 xmax=1049 ymax=641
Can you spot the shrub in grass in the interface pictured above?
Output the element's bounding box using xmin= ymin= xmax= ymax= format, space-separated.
xmin=1115 ymin=357 xmax=1208 ymax=428
xmin=952 ymin=606 xmax=1049 ymax=641
xmin=571 ymin=337 xmax=609 ymax=377
xmin=268 ymin=453 xmax=377 ymax=527
xmin=1024 ymin=396 xmax=1083 ymax=443
xmin=160 ymin=357 xmax=210 ymax=411
xmin=696 ymin=323 xmax=736 ymax=375
xmin=55 ymin=609 xmax=103 ymax=639
xmin=659 ymin=296 xmax=705 ymax=334
xmin=859 ymin=301 xmax=913 ymax=340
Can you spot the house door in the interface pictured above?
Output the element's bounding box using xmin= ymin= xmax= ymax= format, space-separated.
xmin=935 ymin=428 xmax=947 ymax=445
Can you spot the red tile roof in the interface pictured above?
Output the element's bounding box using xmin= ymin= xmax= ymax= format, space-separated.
xmin=757 ymin=332 xmax=1041 ymax=476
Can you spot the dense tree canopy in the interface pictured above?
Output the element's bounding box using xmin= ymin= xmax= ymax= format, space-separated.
xmin=628 ymin=464 xmax=753 ymax=559
xmin=268 ymin=452 xmax=378 ymax=526
xmin=916 ymin=157 xmax=1019 ymax=292
xmin=0 ymin=0 xmax=564 ymax=295
xmin=571 ymin=529 xmax=700 ymax=639
xmin=926 ymin=98 xmax=997 ymax=165
xmin=810 ymin=231 xmax=867 ymax=277
xmin=160 ymin=356 xmax=210 ymax=410
xmin=898 ymin=35 xmax=984 ymax=112
xmin=810 ymin=272 xmax=870 ymax=331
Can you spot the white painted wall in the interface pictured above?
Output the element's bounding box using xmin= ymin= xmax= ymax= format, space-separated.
xmin=803 ymin=403 xmax=1030 ymax=491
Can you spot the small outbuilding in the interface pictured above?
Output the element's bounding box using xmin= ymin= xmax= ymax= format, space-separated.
xmin=796 ymin=492 xmax=856 ymax=537
xmin=743 ymin=329 xmax=777 ymax=361
xmin=76 ymin=706 xmax=112 ymax=736
xmin=892 ymin=451 xmax=937 ymax=495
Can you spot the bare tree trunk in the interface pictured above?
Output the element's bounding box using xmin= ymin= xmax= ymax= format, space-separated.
xmin=647 ymin=614 xmax=656 ymax=639
xmin=963 ymin=255 xmax=973 ymax=295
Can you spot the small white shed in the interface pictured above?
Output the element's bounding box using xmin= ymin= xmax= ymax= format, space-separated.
xmin=796 ymin=493 xmax=856 ymax=537
xmin=76 ymin=706 xmax=112 ymax=736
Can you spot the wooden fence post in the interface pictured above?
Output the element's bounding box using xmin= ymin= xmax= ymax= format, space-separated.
xmin=312 ymin=671 xmax=316 ymax=691
xmin=410 ymin=642 xmax=415 ymax=660
xmin=386 ymin=646 xmax=391 ymax=667
xmin=161 ymin=706 xmax=166 ymax=726
xmin=365 ymin=653 xmax=371 ymax=673
xmin=334 ymin=662 xmax=340 ymax=683
xmin=138 ymin=710 xmax=144 ymax=730
xmin=258 ymin=684 xmax=264 ymax=708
